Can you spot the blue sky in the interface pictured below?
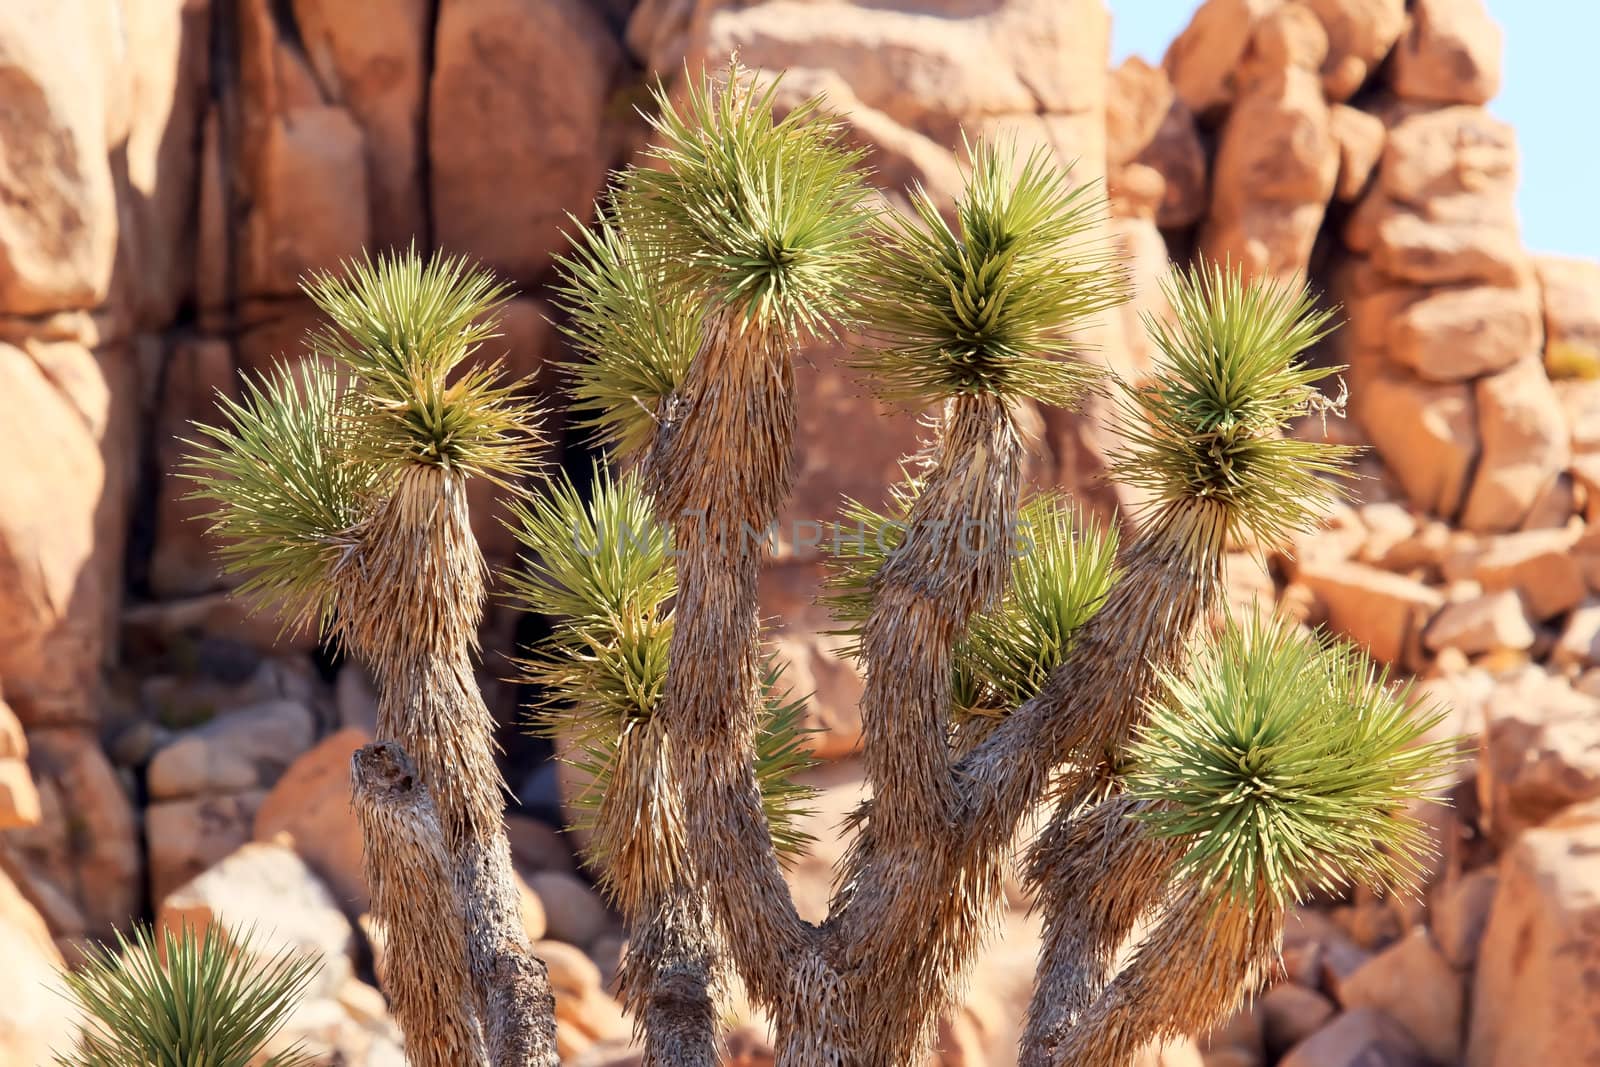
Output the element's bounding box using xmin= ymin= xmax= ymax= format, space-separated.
xmin=1111 ymin=3 xmax=1596 ymax=261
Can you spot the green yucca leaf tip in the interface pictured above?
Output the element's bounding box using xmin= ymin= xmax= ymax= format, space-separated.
xmin=554 ymin=211 xmax=703 ymax=461
xmin=506 ymin=465 xmax=817 ymax=859
xmin=55 ymin=922 xmax=319 ymax=1067
xmin=854 ymin=139 xmax=1129 ymax=406
xmin=623 ymin=61 xmax=872 ymax=337
xmin=303 ymin=245 xmax=542 ymax=485
xmin=824 ymin=488 xmax=1119 ymax=718
xmin=1127 ymin=612 xmax=1455 ymax=911
xmin=1112 ymin=263 xmax=1352 ymax=547
xmin=182 ymin=358 xmax=372 ymax=638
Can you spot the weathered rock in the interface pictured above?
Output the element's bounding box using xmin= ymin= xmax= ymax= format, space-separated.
xmin=1305 ymin=0 xmax=1406 ymax=100
xmin=1391 ymin=0 xmax=1503 ymax=106
xmin=1329 ymin=104 xmax=1385 ymax=201
xmin=1201 ymin=19 xmax=1339 ymax=282
xmin=1536 ymin=255 xmax=1600 ymax=362
xmin=1461 ymin=359 xmax=1571 ymax=532
xmin=0 ymin=696 xmax=38 ymax=829
xmin=254 ymin=727 xmax=371 ymax=911
xmin=147 ymin=699 xmax=316 ymax=800
xmin=1464 ymin=525 xmax=1585 ymax=620
xmin=1280 ymin=1008 xmax=1428 ymax=1067
xmin=242 ymin=107 xmax=371 ymax=298
xmin=1357 ymin=369 xmax=1478 ymax=519
xmin=0 ymin=867 xmax=77 ymax=1064
xmin=147 ymin=337 xmax=238 ymax=597
xmin=1361 ymin=210 xmax=1527 ymax=288
xmin=1338 ymin=928 xmax=1464 ymax=1064
xmin=147 ymin=790 xmax=269 ymax=905
xmin=1421 ymin=589 xmax=1534 ymax=657
xmin=1467 ymin=799 xmax=1600 ymax=1065
xmin=1431 ymin=866 xmax=1498 ymax=968
xmin=1553 ymin=599 xmax=1600 ymax=670
xmin=430 ymin=0 xmax=621 ymax=288
xmin=0 ymin=0 xmax=118 ymax=315
xmin=159 ymin=841 xmax=354 ymax=1000
xmin=1300 ymin=560 xmax=1444 ymax=664
xmin=0 ymin=340 xmax=132 ymax=726
xmin=1478 ymin=666 xmax=1600 ymax=839
xmin=1387 ymin=285 xmax=1541 ymax=382
xmin=1107 ymin=57 xmax=1173 ymax=168
xmin=1379 ymin=104 xmax=1517 ymax=210
xmin=292 ymin=0 xmax=428 ymax=249
xmin=527 ymin=870 xmax=611 ymax=948
xmin=1262 ymin=983 xmax=1336 ymax=1057
xmin=1164 ymin=0 xmax=1280 ymax=116
xmin=8 ymin=728 xmax=141 ymax=939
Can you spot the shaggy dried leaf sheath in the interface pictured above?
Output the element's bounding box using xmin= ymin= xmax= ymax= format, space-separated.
xmin=650 ymin=313 xmax=813 ymax=1005
xmin=353 ymin=742 xmax=488 ymax=1066
xmin=1019 ymin=794 xmax=1179 ymax=1066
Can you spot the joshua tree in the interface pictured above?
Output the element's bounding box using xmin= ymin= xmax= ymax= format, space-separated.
xmin=55 ymin=923 xmax=319 ymax=1066
xmin=188 ymin=64 xmax=1449 ymax=1067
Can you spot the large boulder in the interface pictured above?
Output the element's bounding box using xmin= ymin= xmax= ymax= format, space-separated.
xmin=430 ymin=0 xmax=622 ymax=288
xmin=1478 ymin=667 xmax=1600 ymax=841
xmin=1467 ymin=799 xmax=1600 ymax=1065
xmin=253 ymin=727 xmax=372 ymax=911
xmin=1391 ymin=0 xmax=1503 ymax=106
xmin=146 ymin=699 xmax=316 ymax=801
xmin=1460 ymin=358 xmax=1570 ymax=532
xmin=0 ymin=0 xmax=118 ymax=315
xmin=0 ymin=867 xmax=77 ymax=1063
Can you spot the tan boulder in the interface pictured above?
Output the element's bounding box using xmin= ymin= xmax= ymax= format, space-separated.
xmin=1467 ymin=799 xmax=1600 ymax=1065
xmin=1107 ymin=57 xmax=1173 ymax=168
xmin=0 ymin=340 xmax=132 ymax=727
xmin=527 ymin=870 xmax=612 ymax=949
xmin=147 ymin=790 xmax=269 ymax=905
xmin=1279 ymin=1008 xmax=1428 ymax=1067
xmin=1386 ymin=284 xmax=1540 ymax=382
xmin=1391 ymin=0 xmax=1503 ymax=106
xmin=1461 ymin=359 xmax=1571 ymax=532
xmin=1555 ymin=380 xmax=1600 ymax=455
xmin=147 ymin=699 xmax=316 ymax=800
xmin=1422 ymin=589 xmax=1534 ymax=656
xmin=1163 ymin=0 xmax=1281 ymax=116
xmin=1430 ymin=866 xmax=1498 ymax=968
xmin=1261 ymin=983 xmax=1336 ymax=1057
xmin=292 ymin=0 xmax=428 ymax=249
xmin=0 ymin=697 xmax=38 ymax=830
xmin=1304 ymin=0 xmax=1406 ymax=100
xmin=159 ymin=840 xmax=354 ymax=1000
xmin=8 ymin=728 xmax=141 ymax=940
xmin=241 ymin=107 xmax=371 ymax=298
xmin=430 ymin=0 xmax=621 ymax=289
xmin=0 ymin=867 xmax=77 ymax=1064
xmin=1553 ymin=599 xmax=1600 ymax=670
xmin=254 ymin=727 xmax=372 ymax=911
xmin=1300 ymin=561 xmax=1444 ymax=666
xmin=1329 ymin=104 xmax=1385 ymax=201
xmin=1478 ymin=666 xmax=1600 ymax=840
xmin=1357 ymin=370 xmax=1479 ymax=519
xmin=1464 ymin=525 xmax=1585 ymax=620
xmin=0 ymin=0 xmax=118 ymax=315
xmin=1536 ymin=255 xmax=1600 ymax=362
xmin=1337 ymin=928 xmax=1464 ymax=1064
xmin=1376 ymin=104 xmax=1517 ymax=212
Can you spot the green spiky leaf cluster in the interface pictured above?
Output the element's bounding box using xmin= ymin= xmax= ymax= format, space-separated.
xmin=304 ymin=247 xmax=542 ymax=485
xmin=55 ymin=923 xmax=319 ymax=1067
xmin=852 ymin=141 xmax=1128 ymax=405
xmin=183 ymin=359 xmax=373 ymax=636
xmin=621 ymin=63 xmax=872 ymax=336
xmin=185 ymin=250 xmax=541 ymax=635
xmin=825 ymin=489 xmax=1119 ymax=720
xmin=1111 ymin=264 xmax=1351 ymax=546
xmin=554 ymin=214 xmax=704 ymax=461
xmin=506 ymin=467 xmax=818 ymax=860
xmin=1127 ymin=612 xmax=1453 ymax=910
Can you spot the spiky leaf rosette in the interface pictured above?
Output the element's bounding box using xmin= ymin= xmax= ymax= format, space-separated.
xmin=824 ymin=489 xmax=1118 ymax=721
xmin=622 ymin=62 xmax=872 ymax=336
xmin=1126 ymin=612 xmax=1453 ymax=910
xmin=1111 ymin=263 xmax=1350 ymax=547
xmin=304 ymin=247 xmax=542 ymax=486
xmin=853 ymin=140 xmax=1128 ymax=405
xmin=56 ymin=923 xmax=319 ymax=1067
xmin=505 ymin=467 xmax=818 ymax=865
xmin=183 ymin=359 xmax=373 ymax=637
xmin=554 ymin=211 xmax=704 ymax=461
